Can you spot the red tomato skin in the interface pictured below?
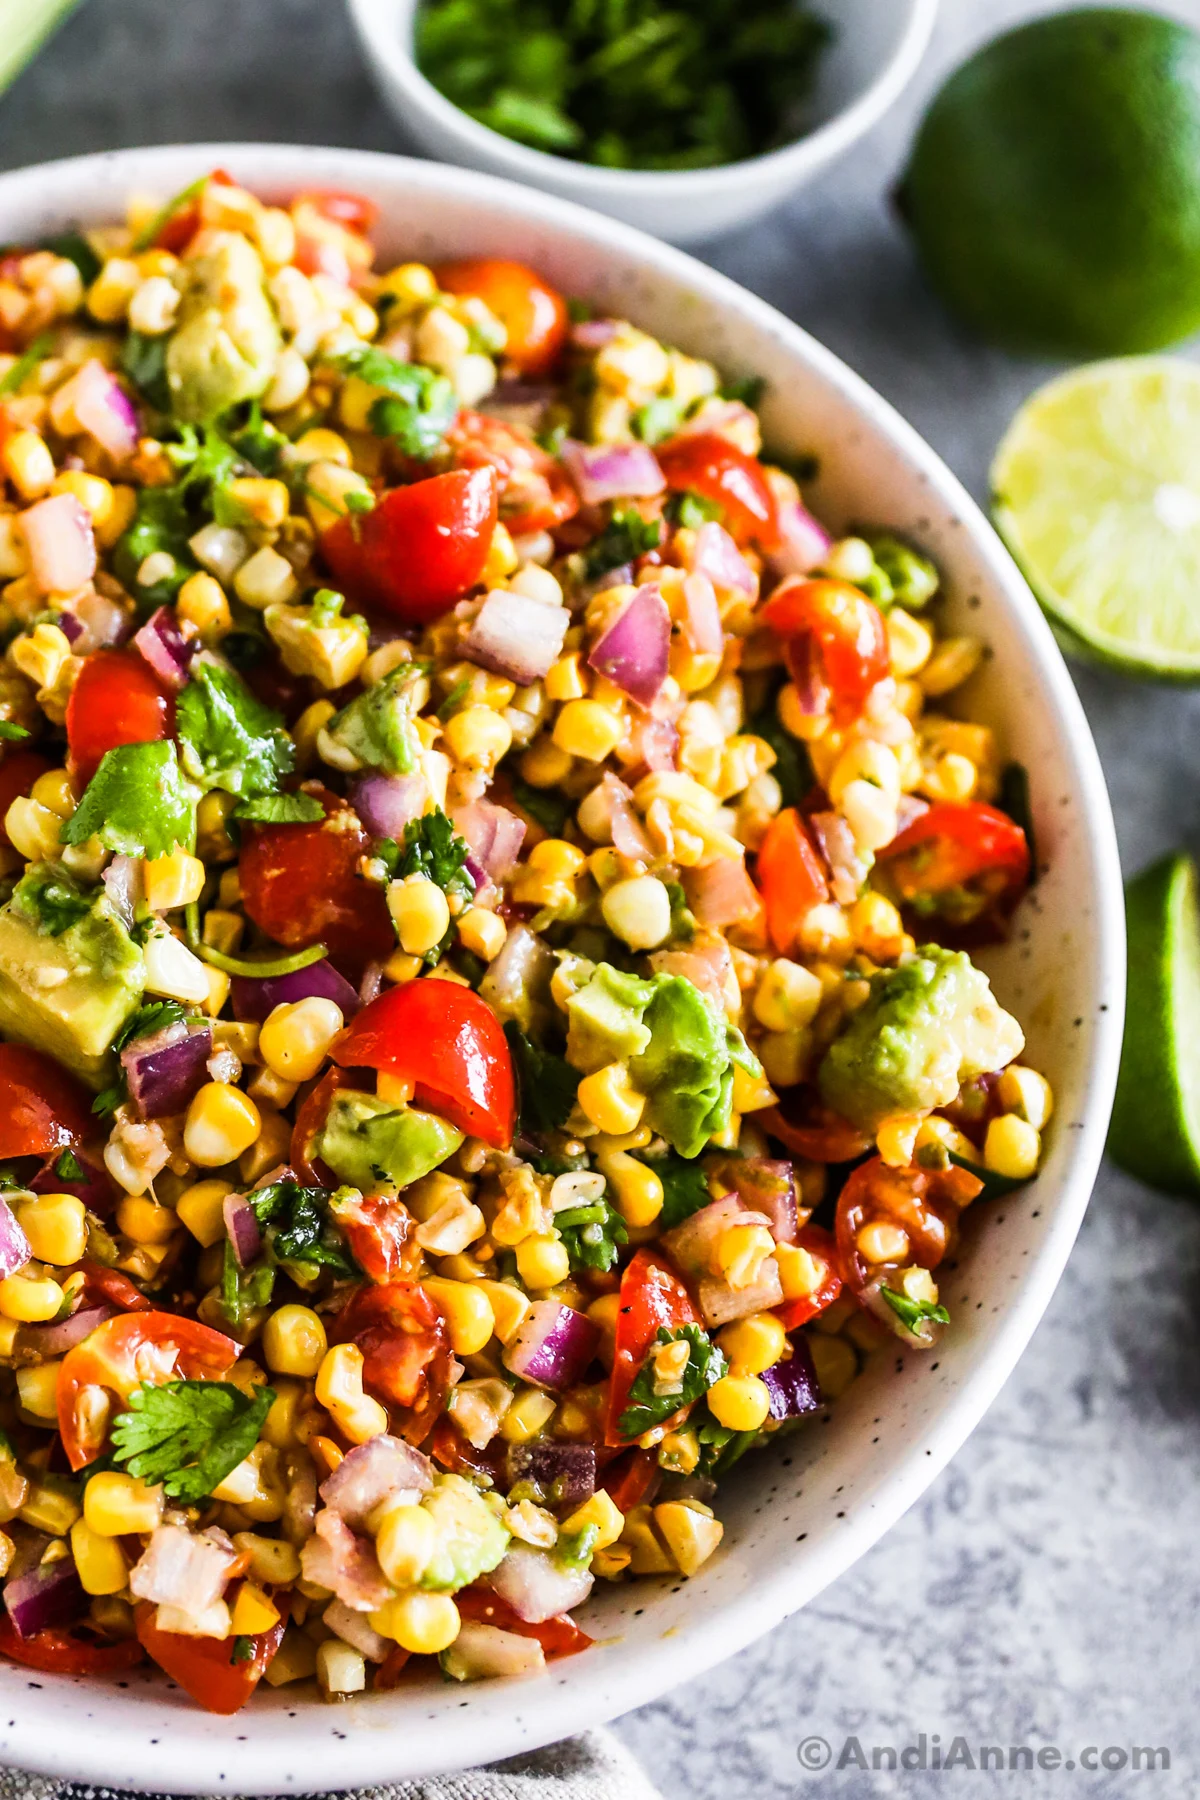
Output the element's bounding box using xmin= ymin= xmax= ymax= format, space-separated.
xmin=599 ymin=1446 xmax=662 ymax=1512
xmin=762 ymin=578 xmax=889 ymax=727
xmin=0 ymin=1617 xmax=146 ymax=1676
xmin=658 ymin=433 xmax=779 ymax=548
xmin=135 ymin=1604 xmax=284 ymax=1713
xmin=293 ymin=189 xmax=377 ymax=235
xmin=334 ymin=1191 xmax=419 ymax=1284
xmin=291 ymin=1067 xmax=356 ymax=1186
xmin=0 ymin=748 xmax=52 ymax=846
xmin=320 ymin=467 xmax=497 ymax=625
xmin=835 ymin=1157 xmax=983 ymax=1296
xmin=0 ymin=1043 xmax=92 ymax=1159
xmin=761 ymin=1095 xmax=872 ymax=1166
xmin=57 ymin=1311 xmax=239 ymax=1470
xmin=879 ymin=801 xmax=1030 ymax=905
xmin=435 ymin=259 xmax=568 ymax=377
xmin=333 ymin=1280 xmax=453 ymax=1445
xmin=331 ymin=980 xmax=516 ymax=1149
xmin=455 ymin=1587 xmax=593 ymax=1659
xmin=447 ymin=413 xmax=579 ymax=536
xmin=68 ymin=1260 xmax=153 ymax=1313
xmin=755 ymin=808 xmax=829 ymax=956
xmin=606 ymin=1249 xmax=700 ymax=1446
xmin=65 ymin=650 xmax=174 ymax=789
xmin=238 ymin=790 xmax=394 ymax=978
xmin=775 ymin=1224 xmax=844 ymax=1331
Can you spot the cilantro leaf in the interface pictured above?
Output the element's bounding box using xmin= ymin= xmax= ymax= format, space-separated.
xmin=0 ymin=721 xmax=30 ymax=741
xmin=120 ymin=331 xmax=172 ymax=414
xmin=554 ymin=1194 xmax=628 ymax=1274
xmin=695 ymin=1419 xmax=759 ymax=1479
xmin=12 ymin=864 xmax=98 ymax=937
xmin=583 ymin=507 xmax=662 ymax=579
xmin=880 ymin=1286 xmax=950 ymax=1334
xmin=633 ymin=1147 xmax=711 ymax=1230
xmin=220 ymin=1242 xmax=277 ymax=1328
xmin=0 ymin=335 xmax=53 ymax=398
xmin=666 ymin=490 xmax=722 ymax=531
xmin=177 ymin=662 xmax=294 ymax=798
xmin=720 ymin=374 xmax=765 ymax=407
xmin=380 ymin=809 xmax=475 ymax=900
xmin=54 ymin=1149 xmax=86 ymax=1183
xmin=233 ymin=792 xmax=324 ymax=825
xmin=618 ymin=1324 xmax=726 ymax=1439
xmin=111 ymin=481 xmax=193 ymax=604
xmin=230 ymin=1635 xmax=255 ymax=1665
xmin=631 ymin=397 xmax=684 ymax=445
xmin=110 ymin=1379 xmax=274 ymax=1503
xmin=114 ymin=1000 xmax=189 ymax=1054
xmin=330 ymin=347 xmax=458 ymax=461
xmin=249 ymin=1179 xmax=358 ymax=1277
xmin=61 ymin=742 xmax=196 ymax=859
xmin=510 ymin=778 xmax=569 ymax=836
xmin=505 ymin=1024 xmax=580 ymax=1136
xmin=41 ymin=231 xmax=101 ymax=286
xmin=226 ymin=401 xmax=286 ymax=475
xmin=746 ymin=674 xmax=812 ymax=811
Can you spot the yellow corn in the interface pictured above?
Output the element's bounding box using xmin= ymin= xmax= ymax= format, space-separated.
xmin=387 ymin=874 xmax=451 ymax=957
xmin=706 ymin=1372 xmax=770 ymax=1432
xmin=444 ymin=704 xmax=512 ymax=772
xmin=499 ymin=1388 xmax=557 ymax=1443
xmin=176 ymin=571 xmax=232 ymax=642
xmin=143 ymin=850 xmax=205 ymax=912
xmin=29 ymin=769 xmax=74 ymax=818
xmin=552 ymin=698 xmax=623 ymax=763
xmin=230 ymin=1583 xmax=280 ymax=1636
xmin=232 ymin=1531 xmax=301 ymax=1586
xmin=601 ymin=875 xmax=671 ymax=950
xmin=3 ymin=430 xmax=56 ymax=499
xmin=995 ymin=1065 xmax=1054 ymax=1131
xmin=561 ymin=1489 xmax=624 ymax=1550
xmin=18 ymin=1475 xmax=80 ymax=1532
xmin=475 ymin=1279 xmax=531 ymax=1346
xmin=371 ymin=1591 xmax=459 ymax=1655
xmin=375 ymin=1502 xmax=438 ymax=1588
xmin=856 ymin=1220 xmax=910 ymax=1264
xmin=752 ymin=958 xmax=823 ymax=1033
xmin=595 ymin=1148 xmax=662 ymax=1228
xmin=717 ymin=1312 xmax=788 ymax=1376
xmin=116 ymin=1194 xmax=178 ymax=1247
xmin=226 ymin=478 xmax=290 ymax=530
xmin=456 ymin=905 xmax=506 ymax=962
xmin=984 ymin=1114 xmax=1041 ymax=1180
xmin=515 ymin=1233 xmax=571 ymax=1291
xmin=83 ymin=1471 xmax=164 ymax=1537
xmin=807 ymin=1334 xmax=858 ymax=1400
xmin=16 ymin=1363 xmax=62 ymax=1421
xmin=5 ymin=795 xmax=63 ymax=862
xmin=234 ymin=545 xmax=297 ymax=610
xmin=315 ymin=1343 xmax=388 ymax=1444
xmin=263 ymin=1304 xmax=328 ymax=1377
xmin=920 ymin=636 xmax=982 ymax=696
xmin=51 ymin=470 xmax=115 ymax=532
xmin=520 ymin=736 xmax=574 ymax=787
xmin=654 ymin=1500 xmax=724 ymax=1576
xmin=887 ymin=608 xmax=933 ymax=676
xmin=183 ymin=1083 xmax=261 ymax=1168
xmin=0 ymin=1272 xmax=64 ymax=1323
xmin=176 ymin=1177 xmax=234 ymax=1247
xmin=422 ymin=1277 xmax=495 ymax=1355
xmin=576 ymin=1063 xmax=645 ymax=1135
xmin=16 ymin=1193 xmax=87 ymax=1265
xmin=715 ymin=1222 xmax=775 ymax=1290
xmin=70 ymin=1519 xmax=128 ymax=1596
xmin=259 ymin=996 xmax=345 ymax=1084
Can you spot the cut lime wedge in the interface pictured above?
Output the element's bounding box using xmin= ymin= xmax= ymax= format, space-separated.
xmin=1109 ymin=852 xmax=1200 ymax=1194
xmin=992 ymin=358 xmax=1200 ymax=678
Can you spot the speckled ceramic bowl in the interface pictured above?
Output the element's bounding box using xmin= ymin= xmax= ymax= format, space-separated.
xmin=0 ymin=145 xmax=1124 ymax=1794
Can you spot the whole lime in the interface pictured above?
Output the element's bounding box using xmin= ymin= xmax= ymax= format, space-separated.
xmin=900 ymin=8 xmax=1200 ymax=355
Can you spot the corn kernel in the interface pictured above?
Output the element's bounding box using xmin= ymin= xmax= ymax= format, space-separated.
xmin=3 ymin=430 xmax=56 ymax=499
xmin=315 ymin=1342 xmax=388 ymax=1444
xmin=828 ymin=739 xmax=901 ymax=809
xmin=654 ymin=1500 xmax=724 ymax=1576
xmin=18 ymin=1474 xmax=79 ymax=1531
xmin=143 ymin=850 xmax=205 ymax=912
xmin=577 ymin=1063 xmax=645 ymax=1136
xmin=70 ymin=1518 xmax=127 ymax=1595
xmin=16 ymin=1193 xmax=87 ymax=1265
xmin=373 ymin=1590 xmax=460 ymax=1656
xmin=500 ymin=1388 xmax=557 ymax=1442
xmin=717 ymin=1312 xmax=788 ymax=1376
xmin=234 ymin=545 xmax=297 ymax=611
xmin=176 ymin=571 xmax=232 ymax=643
xmin=176 ymin=1177 xmax=234 ymax=1247
xmin=232 ymin=1532 xmax=301 ymax=1586
xmin=716 ymin=1223 xmax=775 ymax=1290
xmin=706 ymin=1372 xmax=770 ymax=1432
xmin=83 ymin=1470 xmax=164 ymax=1537
xmin=5 ymin=795 xmax=62 ymax=862
xmin=387 ymin=874 xmax=451 ymax=959
xmin=29 ymin=769 xmax=73 ymax=818
xmin=544 ymin=653 xmax=588 ymax=703
xmin=454 ymin=905 xmax=505 ymax=963
xmin=231 ymin=1583 xmax=280 ymax=1636
xmin=263 ymin=1304 xmax=328 ymax=1377
xmin=116 ymin=1193 xmax=179 ymax=1248
xmin=289 ymin=427 xmax=352 ymax=468
xmin=595 ymin=1148 xmax=662 ymax=1228
xmin=183 ymin=1082 xmax=261 ymax=1168
xmin=16 ymin=1363 xmax=62 ymax=1421
xmin=51 ymin=470 xmax=114 ymax=531
xmin=841 ymin=778 xmax=897 ymax=852
xmin=375 ymin=1502 xmax=438 ymax=1588
xmin=601 ymin=875 xmax=671 ymax=951
xmin=887 ymin=608 xmax=933 ymax=677
xmin=996 ymin=1065 xmax=1053 ymax=1130
xmin=422 ymin=1276 xmax=495 ymax=1355
xmin=475 ymin=1279 xmax=531 ymax=1346
xmin=757 ymin=1029 xmax=810 ymax=1091
xmin=620 ymin=1503 xmax=674 ymax=1574
xmin=984 ymin=1114 xmax=1041 ymax=1181
xmin=520 ymin=736 xmax=574 ymax=787
xmin=752 ymin=958 xmax=823 ymax=1033
xmin=808 ymin=1333 xmax=858 ymax=1399
xmin=226 ymin=477 xmax=290 ymax=530
xmin=515 ymin=1233 xmax=571 ymax=1291
xmin=444 ymin=704 xmax=512 ymax=772
xmin=920 ymin=636 xmax=982 ymax=696
xmin=857 ymin=1220 xmax=910 ymax=1264
xmin=561 ymin=1489 xmax=625 ymax=1550
xmin=552 ymin=698 xmax=623 ymax=763
xmin=0 ymin=1272 xmax=64 ymax=1322
xmin=259 ymin=996 xmax=345 ymax=1085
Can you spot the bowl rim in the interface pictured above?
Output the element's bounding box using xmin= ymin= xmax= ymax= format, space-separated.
xmin=345 ymin=0 xmax=940 ymax=196
xmin=0 ymin=141 xmax=1124 ymax=1791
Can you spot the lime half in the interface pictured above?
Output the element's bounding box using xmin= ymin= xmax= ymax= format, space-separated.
xmin=992 ymin=358 xmax=1200 ymax=678
xmin=1109 ymin=853 xmax=1200 ymax=1194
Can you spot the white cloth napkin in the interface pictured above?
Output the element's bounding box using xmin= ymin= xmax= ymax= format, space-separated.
xmin=0 ymin=1729 xmax=660 ymax=1800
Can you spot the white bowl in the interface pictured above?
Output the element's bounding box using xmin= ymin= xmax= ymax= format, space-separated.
xmin=345 ymin=0 xmax=938 ymax=243
xmin=0 ymin=144 xmax=1122 ymax=1793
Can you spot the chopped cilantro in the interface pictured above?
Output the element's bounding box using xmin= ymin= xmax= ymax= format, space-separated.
xmin=632 ymin=397 xmax=684 ymax=445
xmin=177 ymin=662 xmax=294 ymax=799
xmin=554 ymin=1194 xmax=628 ymax=1274
xmin=0 ymin=335 xmax=53 ymax=397
xmin=746 ymin=673 xmax=812 ymax=810
xmin=41 ymin=232 xmax=101 ymax=286
xmin=111 ymin=479 xmax=192 ymax=603
xmin=54 ymin=1149 xmax=86 ymax=1183
xmin=618 ymin=1324 xmax=726 ymax=1438
xmin=249 ymin=1179 xmax=358 ymax=1278
xmin=437 ymin=677 xmax=472 ymax=721
xmin=380 ymin=809 xmax=475 ymax=905
xmin=329 ymin=346 xmax=458 ymax=461
xmin=110 ymin=1378 xmax=274 ymax=1502
xmin=582 ymin=507 xmax=662 ymax=579
xmin=61 ymin=742 xmax=196 ymax=859
xmin=230 ymin=1636 xmax=256 ymax=1665
xmin=666 ymin=490 xmax=722 ymax=531
xmin=0 ymin=721 xmax=30 ymax=741
xmin=695 ymin=1419 xmax=760 ymax=1478
xmin=233 ymin=792 xmax=325 ymax=825
xmin=633 ymin=1146 xmax=711 ymax=1230
xmin=880 ymin=1286 xmax=950 ymax=1334
xmin=998 ymin=761 xmax=1036 ymax=885
xmin=505 ymin=1023 xmax=580 ymax=1136
xmin=130 ymin=174 xmax=208 ymax=253
xmin=221 ymin=1243 xmax=277 ymax=1327
xmin=226 ymin=401 xmax=286 ymax=475
xmin=720 ymin=374 xmax=765 ymax=407
xmin=120 ymin=331 xmax=171 ymax=414
xmin=510 ymin=777 xmax=569 ymax=835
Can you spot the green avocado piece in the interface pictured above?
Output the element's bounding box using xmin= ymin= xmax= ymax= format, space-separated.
xmin=417 ymin=1473 xmax=510 ymax=1593
xmin=166 ymin=232 xmax=281 ymax=424
xmin=819 ymin=946 xmax=1025 ymax=1134
xmin=325 ymin=663 xmax=423 ymax=776
xmin=0 ymin=865 xmax=145 ymax=1086
xmin=315 ymin=1089 xmax=462 ymax=1191
xmin=566 ymin=963 xmax=654 ymax=1073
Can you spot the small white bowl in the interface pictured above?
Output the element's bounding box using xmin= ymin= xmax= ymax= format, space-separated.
xmin=345 ymin=0 xmax=938 ymax=243
xmin=0 ymin=144 xmax=1122 ymax=1793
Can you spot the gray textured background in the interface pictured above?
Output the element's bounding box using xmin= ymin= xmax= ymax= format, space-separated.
xmin=3 ymin=0 xmax=1200 ymax=1793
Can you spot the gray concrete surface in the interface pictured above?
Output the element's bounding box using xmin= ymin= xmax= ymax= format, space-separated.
xmin=3 ymin=0 xmax=1200 ymax=1792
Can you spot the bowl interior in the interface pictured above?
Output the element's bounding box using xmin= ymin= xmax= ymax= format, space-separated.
xmin=0 ymin=146 xmax=1123 ymax=1793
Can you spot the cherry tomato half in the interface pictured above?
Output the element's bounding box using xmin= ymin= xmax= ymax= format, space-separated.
xmin=436 ymin=259 xmax=568 ymax=378
xmin=320 ymin=467 xmax=497 ymax=625
xmin=447 ymin=413 xmax=578 ymax=537
xmin=762 ymin=1093 xmax=872 ymax=1166
xmin=57 ymin=1311 xmax=239 ymax=1470
xmin=455 ymin=1587 xmax=592 ymax=1659
xmin=135 ymin=1604 xmax=283 ymax=1714
xmin=0 ymin=748 xmax=51 ymax=847
xmin=151 ymin=168 xmax=234 ymax=255
xmin=658 ymin=432 xmax=779 ymax=549
xmin=754 ymin=807 xmax=829 ymax=956
xmin=606 ymin=1248 xmax=700 ymax=1447
xmin=878 ymin=801 xmax=1030 ymax=926
xmin=761 ymin=578 xmax=889 ymax=728
xmin=0 ymin=1043 xmax=92 ymax=1160
xmin=293 ymin=189 xmax=378 ymax=236
xmin=331 ymin=980 xmax=516 ymax=1149
xmin=65 ymin=649 xmax=174 ymax=789
xmin=775 ymin=1223 xmax=844 ymax=1331
xmin=66 ymin=1260 xmax=153 ymax=1313
xmin=333 ymin=1280 xmax=453 ymax=1446
xmin=835 ymin=1156 xmax=983 ymax=1298
xmin=598 ymin=1445 xmax=661 ymax=1513
xmin=238 ymin=789 xmax=394 ymax=980
xmin=0 ymin=1616 xmax=145 ymax=1677
xmin=330 ymin=1189 xmax=418 ymax=1285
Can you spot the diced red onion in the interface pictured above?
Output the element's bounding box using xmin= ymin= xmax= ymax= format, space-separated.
xmin=121 ymin=1018 xmax=213 ymax=1120
xmin=768 ymin=500 xmax=833 ymax=579
xmin=71 ymin=358 xmax=139 ymax=461
xmin=0 ymin=1198 xmax=31 ymax=1282
xmin=129 ymin=1525 xmax=236 ymax=1613
xmin=632 ymin=717 xmax=678 ymax=772
xmin=480 ymin=381 xmax=555 ymax=431
xmin=478 ymin=922 xmax=555 ymax=1027
xmin=561 ymin=439 xmax=665 ymax=506
xmin=17 ymin=1303 xmax=114 ymax=1359
xmin=452 ymin=801 xmax=525 ymax=883
xmin=603 ymin=772 xmax=653 ymax=861
xmin=324 ymin=1598 xmax=390 ymax=1662
xmin=683 ymin=857 xmax=763 ymax=929
xmin=587 ymin=561 xmax=634 ymax=595
xmin=488 ymin=1544 xmax=594 ymax=1624
xmin=727 ymin=1158 xmax=798 ymax=1245
xmin=350 ymin=772 xmax=428 ymax=843
xmin=569 ymin=318 xmax=619 ymax=351
xmin=133 ymin=606 xmax=197 ymax=692
xmin=20 ymin=493 xmax=96 ymax=596
xmin=320 ymin=1435 xmax=433 ymax=1529
xmin=650 ymin=940 xmax=735 ymax=1013
xmin=31 ymin=1153 xmax=114 ymax=1217
xmin=55 ymin=609 xmax=85 ymax=645
xmin=74 ymin=587 xmax=133 ymax=649
xmin=689 ymin=521 xmax=757 ymax=598
xmin=4 ymin=1552 xmax=85 ymax=1638
xmin=810 ymin=810 xmax=871 ymax=907
xmin=504 ymin=1441 xmax=596 ymax=1511
xmin=223 ymin=1192 xmax=263 ymax=1269
xmin=761 ymin=1336 xmax=822 ymax=1418
xmin=681 ymin=572 xmax=723 ymax=656
xmin=102 ymin=854 xmax=142 ymax=931
xmin=698 ymin=1255 xmax=783 ymax=1327
xmin=788 ymin=632 xmax=831 ymax=717
xmin=587 ymin=580 xmax=670 ymax=707
xmin=662 ymin=1193 xmax=772 ymax=1278
xmin=359 ymin=960 xmax=384 ymax=1007
xmin=464 ymin=589 xmax=569 ymax=686
xmin=230 ymin=959 xmax=360 ymax=1023
xmin=503 ymin=1300 xmax=599 ymax=1391
xmin=896 ymin=794 xmax=930 ymax=835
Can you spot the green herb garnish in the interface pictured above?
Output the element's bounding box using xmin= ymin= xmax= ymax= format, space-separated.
xmin=329 ymin=346 xmax=458 ymax=461
xmin=177 ymin=662 xmax=295 ymax=799
xmin=505 ymin=1023 xmax=580 ymax=1136
xmin=879 ymin=1286 xmax=950 ymax=1335
xmin=618 ymin=1324 xmax=726 ymax=1438
xmin=61 ymin=742 xmax=196 ymax=860
xmin=110 ymin=1378 xmax=274 ymax=1502
xmin=583 ymin=507 xmax=662 ymax=579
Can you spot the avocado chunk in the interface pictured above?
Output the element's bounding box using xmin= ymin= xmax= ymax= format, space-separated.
xmin=416 ymin=1473 xmax=510 ymax=1593
xmin=324 ymin=662 xmax=424 ymax=776
xmin=166 ymin=231 xmax=281 ymax=424
xmin=315 ymin=1089 xmax=463 ymax=1191
xmin=819 ymin=946 xmax=1025 ymax=1133
xmin=0 ymin=863 xmax=145 ymax=1087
